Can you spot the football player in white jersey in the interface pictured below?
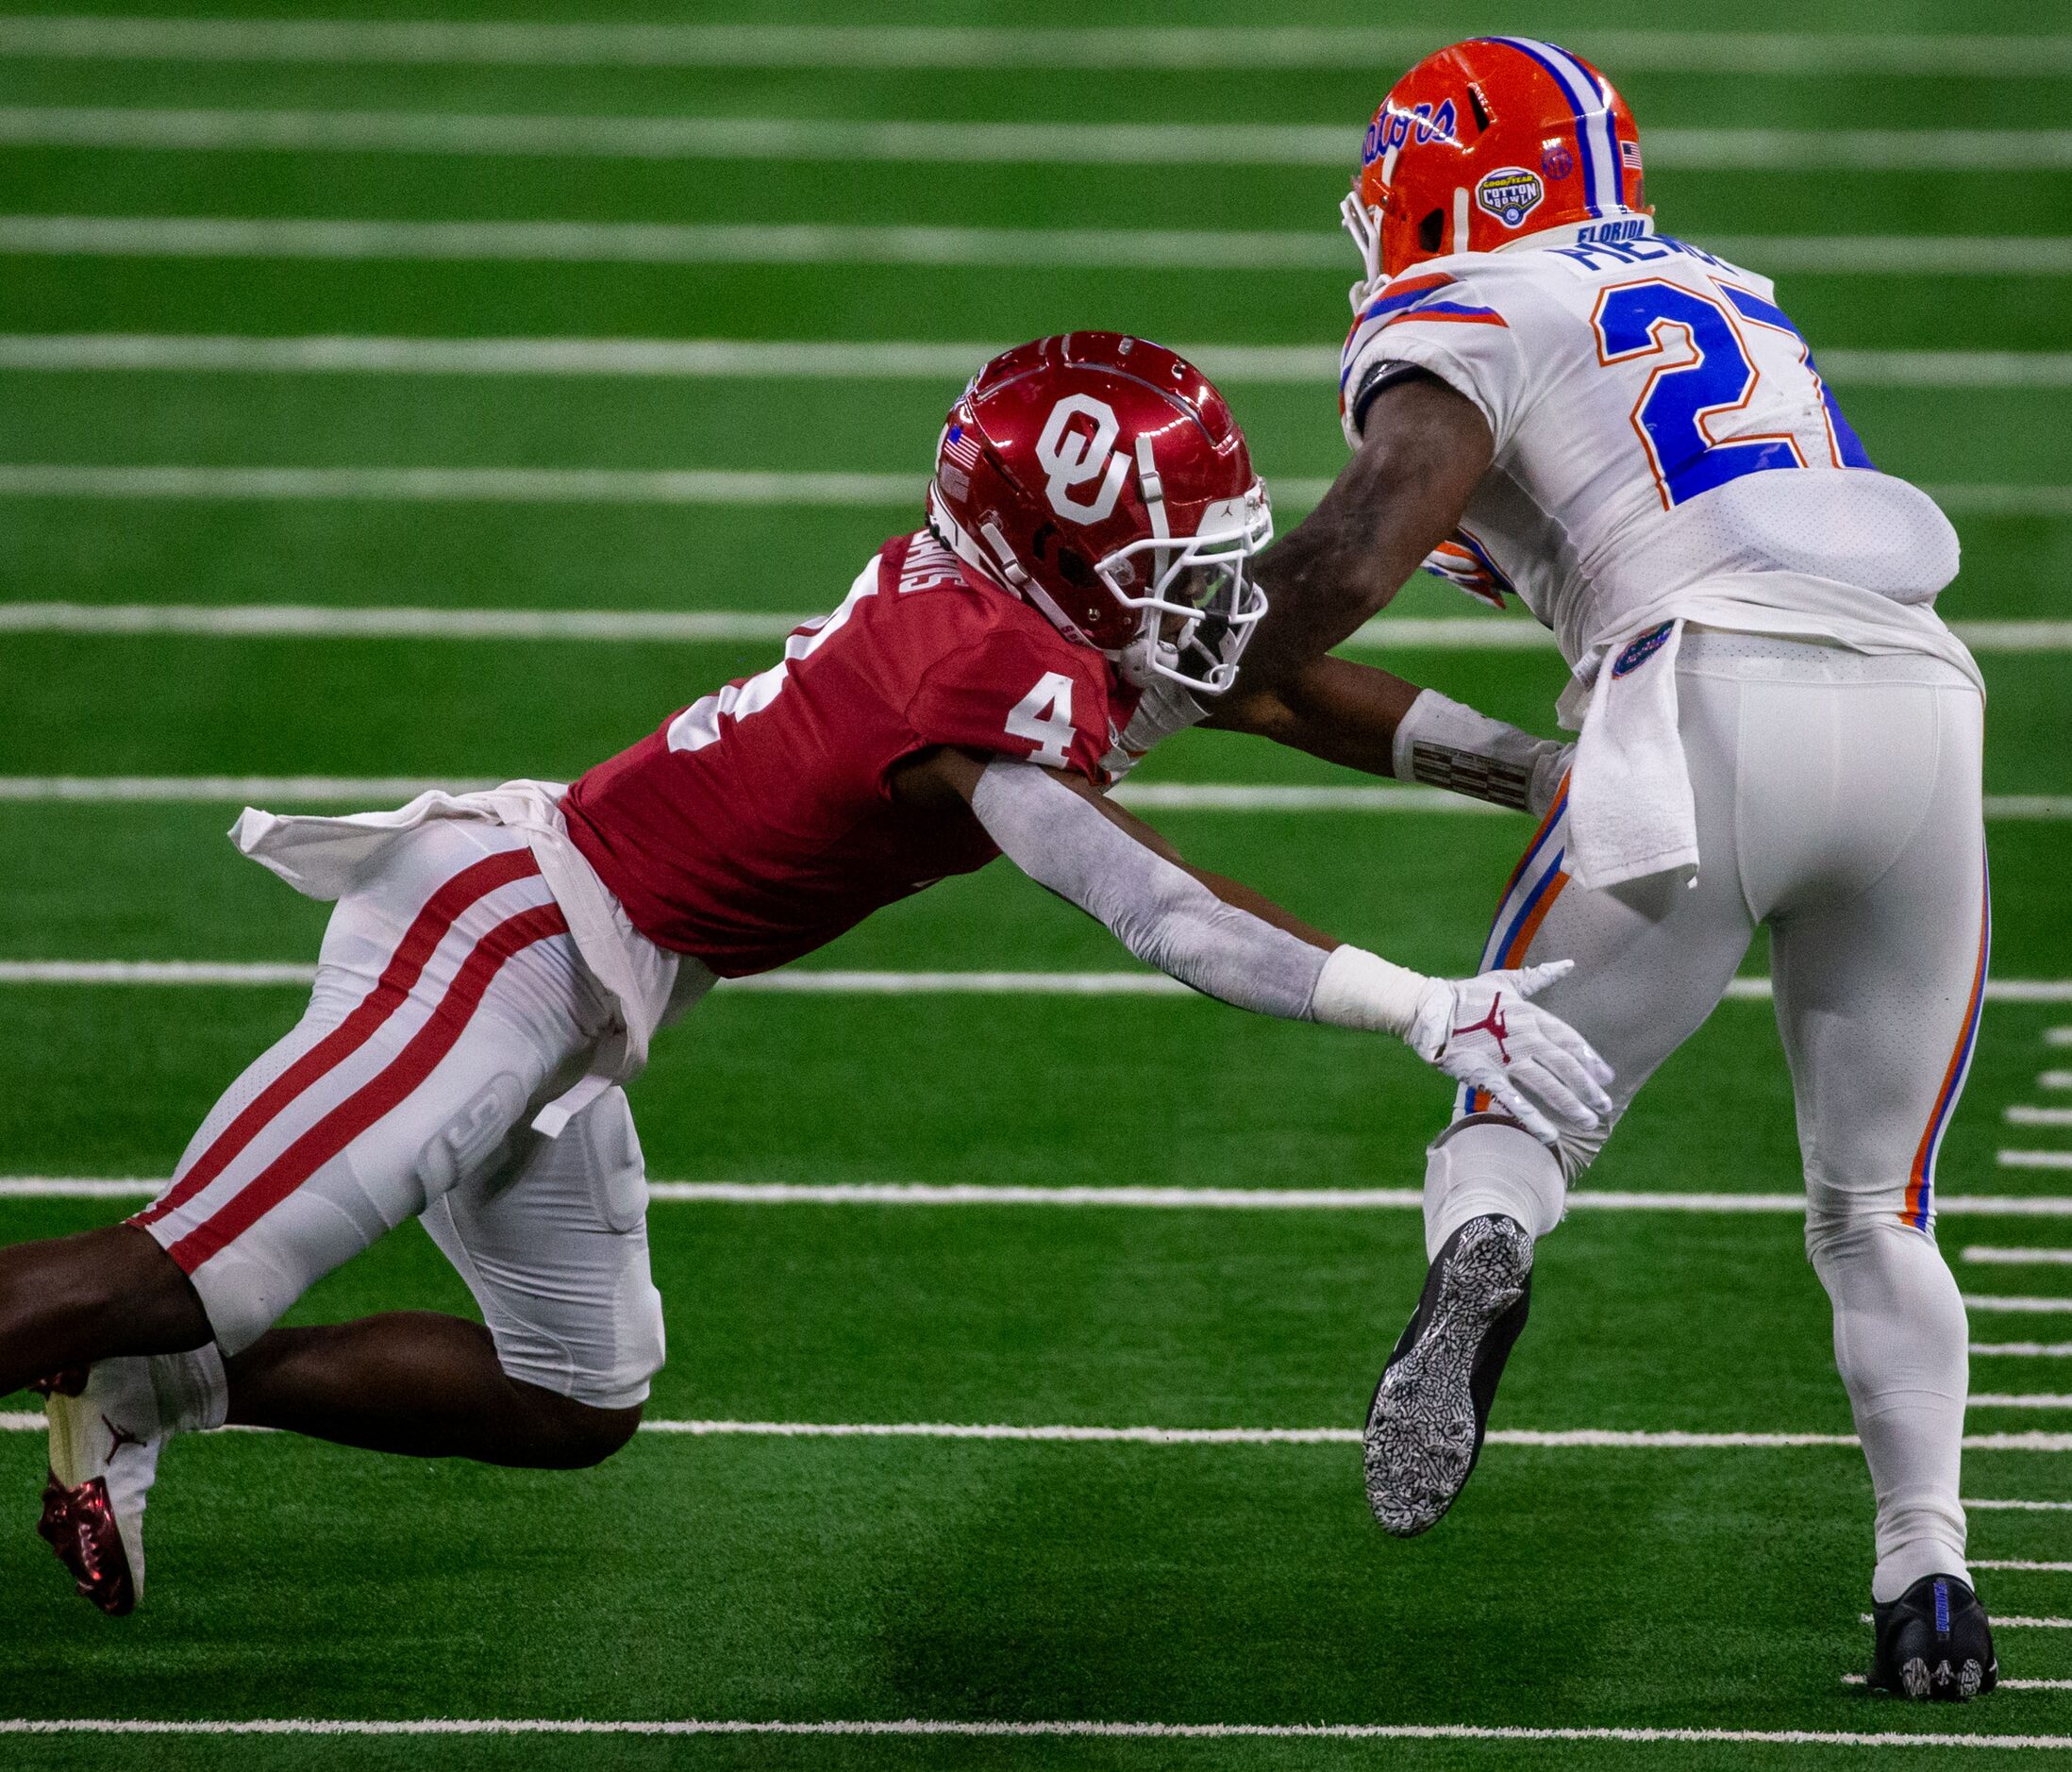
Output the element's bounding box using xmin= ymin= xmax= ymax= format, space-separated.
xmin=1241 ymin=37 xmax=1997 ymax=1698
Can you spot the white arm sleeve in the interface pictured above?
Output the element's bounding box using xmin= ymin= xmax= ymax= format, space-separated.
xmin=969 ymin=758 xmax=1428 ymax=1031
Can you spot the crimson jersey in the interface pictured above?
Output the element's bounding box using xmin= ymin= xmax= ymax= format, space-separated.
xmin=564 ymin=531 xmax=1138 ymax=976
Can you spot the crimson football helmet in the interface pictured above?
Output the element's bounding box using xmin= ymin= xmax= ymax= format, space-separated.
xmin=927 ymin=332 xmax=1272 ymax=694
xmin=1344 ymin=37 xmax=1646 ymax=293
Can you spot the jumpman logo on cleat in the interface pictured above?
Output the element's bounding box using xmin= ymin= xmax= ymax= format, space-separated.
xmin=1452 ymin=993 xmax=1512 ymax=1064
xmin=102 ymin=1414 xmax=145 ymax=1462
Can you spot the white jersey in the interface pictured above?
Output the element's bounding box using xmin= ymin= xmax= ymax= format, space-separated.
xmin=1338 ymin=215 xmax=1979 ymax=696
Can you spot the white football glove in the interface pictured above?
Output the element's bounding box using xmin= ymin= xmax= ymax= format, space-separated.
xmin=1404 ymin=959 xmax=1613 ymax=1146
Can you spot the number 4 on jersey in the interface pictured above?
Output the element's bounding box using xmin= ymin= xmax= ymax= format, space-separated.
xmin=1007 ymin=672 xmax=1078 ymax=767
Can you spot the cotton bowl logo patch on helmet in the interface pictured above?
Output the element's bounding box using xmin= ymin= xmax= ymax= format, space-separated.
xmin=1475 ymin=167 xmax=1545 ymax=229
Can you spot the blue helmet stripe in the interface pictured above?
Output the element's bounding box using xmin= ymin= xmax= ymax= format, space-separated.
xmin=1491 ymin=36 xmax=1620 ymax=221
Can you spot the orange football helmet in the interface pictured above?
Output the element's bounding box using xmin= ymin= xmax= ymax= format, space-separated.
xmin=1345 ymin=37 xmax=1648 ymax=293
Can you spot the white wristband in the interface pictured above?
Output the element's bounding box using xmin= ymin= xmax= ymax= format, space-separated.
xmin=1393 ymin=688 xmax=1559 ymax=813
xmin=1308 ymin=945 xmax=1432 ymax=1040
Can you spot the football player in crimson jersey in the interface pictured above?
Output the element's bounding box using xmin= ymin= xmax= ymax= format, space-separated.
xmin=0 ymin=332 xmax=1610 ymax=1616
xmin=1243 ymin=38 xmax=1997 ymax=1696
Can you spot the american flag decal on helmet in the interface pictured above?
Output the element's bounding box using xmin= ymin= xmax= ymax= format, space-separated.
xmin=941 ymin=422 xmax=982 ymax=472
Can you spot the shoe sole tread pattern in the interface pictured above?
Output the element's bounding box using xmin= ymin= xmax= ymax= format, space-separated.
xmin=1363 ymin=1216 xmax=1532 ymax=1538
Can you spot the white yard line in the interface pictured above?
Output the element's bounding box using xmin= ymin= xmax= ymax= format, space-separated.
xmin=0 ymin=334 xmax=2021 ymax=391
xmin=0 ymin=603 xmax=2066 ymax=648
xmin=2051 ymin=1030 xmax=2072 ymax=1046
xmin=1 ymin=215 xmax=2066 ymax=275
xmin=0 ymin=18 xmax=2064 ymax=76
xmin=0 ymin=775 xmax=2064 ymax=823
xmin=1974 ymin=1561 xmax=2072 ymax=1573
xmin=1969 ymin=1498 xmax=2072 ymax=1512
xmin=5 ymin=108 xmax=2069 ymax=172
xmin=1967 ymin=1296 xmax=2072 ymax=1315
xmin=0 ymin=774 xmax=509 ymax=802
xmin=1973 ymin=1345 xmax=2072 ymax=1358
xmin=1968 ymin=1247 xmax=2072 ymax=1265
xmin=0 ymin=1409 xmax=2063 ymax=1452
xmin=0 ymin=466 xmax=927 ymax=505
xmin=0 ymin=1716 xmax=2064 ymax=1749
xmin=1842 ymin=1673 xmax=2072 ymax=1690
xmin=0 ymin=775 xmax=1501 ymax=812
xmin=1863 ymin=1613 xmax=2072 ymax=1629
xmin=7 ymin=333 xmax=2065 ymax=391
xmin=1971 ymin=1396 xmax=2072 ymax=1410
xmin=2042 ymin=1073 xmax=2072 ymax=1090
xmin=3 ymin=1409 xmax=2065 ymax=1453
xmin=2003 ymin=1154 xmax=2072 ymax=1173
xmin=0 ymin=602 xmax=827 ymax=638
xmin=2009 ymin=1107 xmax=2072 ymax=1128
xmin=0 ymin=472 xmax=2062 ymax=525
xmin=6 ymin=1177 xmax=2072 ymax=1219
xmin=7 ymin=961 xmax=2072 ymax=1005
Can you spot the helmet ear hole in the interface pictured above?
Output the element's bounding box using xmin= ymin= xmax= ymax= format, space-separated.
xmin=1466 ymin=83 xmax=1493 ymax=131
xmin=1054 ymin=546 xmax=1096 ymax=590
xmin=1418 ymin=209 xmax=1446 ymax=253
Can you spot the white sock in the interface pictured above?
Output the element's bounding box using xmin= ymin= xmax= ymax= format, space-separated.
xmin=1809 ymin=1213 xmax=1970 ymax=1602
xmin=147 ymin=1343 xmax=228 ymax=1435
xmin=1422 ymin=1119 xmax=1566 ymax=1263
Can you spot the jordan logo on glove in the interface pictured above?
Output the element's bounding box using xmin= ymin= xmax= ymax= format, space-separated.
xmin=1451 ymin=994 xmax=1512 ymax=1064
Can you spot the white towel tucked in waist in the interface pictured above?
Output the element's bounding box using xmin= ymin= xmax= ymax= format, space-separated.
xmin=1562 ymin=619 xmax=1698 ymax=892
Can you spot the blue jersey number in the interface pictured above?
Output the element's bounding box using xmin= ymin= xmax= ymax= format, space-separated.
xmin=1591 ymin=279 xmax=1871 ymax=509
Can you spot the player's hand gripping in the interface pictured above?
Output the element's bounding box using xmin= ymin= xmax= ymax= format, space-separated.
xmin=1404 ymin=960 xmax=1613 ymax=1145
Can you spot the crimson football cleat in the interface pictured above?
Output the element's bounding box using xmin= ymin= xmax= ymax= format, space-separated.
xmin=37 ymin=1358 xmax=167 ymax=1614
xmin=39 ymin=1468 xmax=138 ymax=1615
xmin=1343 ymin=37 xmax=1648 ymax=291
xmin=926 ymin=332 xmax=1272 ymax=695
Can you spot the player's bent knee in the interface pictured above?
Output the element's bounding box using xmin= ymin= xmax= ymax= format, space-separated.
xmin=508 ymin=1382 xmax=644 ymax=1469
xmin=22 ymin=1224 xmax=214 ymax=1349
xmin=1803 ymin=1179 xmax=1918 ymax=1262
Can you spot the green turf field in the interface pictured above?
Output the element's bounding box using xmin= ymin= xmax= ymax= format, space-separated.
xmin=1 ymin=1 xmax=2070 ymax=1765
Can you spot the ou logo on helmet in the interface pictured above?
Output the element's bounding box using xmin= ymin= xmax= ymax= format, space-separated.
xmin=1035 ymin=394 xmax=1131 ymax=524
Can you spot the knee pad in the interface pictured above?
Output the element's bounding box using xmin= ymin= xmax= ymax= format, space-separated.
xmin=1423 ymin=1116 xmax=1567 ymax=1262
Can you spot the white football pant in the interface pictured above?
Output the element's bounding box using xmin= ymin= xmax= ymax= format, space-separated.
xmin=134 ymin=820 xmax=665 ymax=1409
xmin=1425 ymin=627 xmax=1987 ymax=1601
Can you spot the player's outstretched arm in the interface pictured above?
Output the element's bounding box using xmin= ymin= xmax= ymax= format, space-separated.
xmin=895 ymin=747 xmax=1612 ymax=1144
xmin=1238 ymin=373 xmax=1493 ymax=689
xmin=1210 ymin=656 xmax=1571 ymax=819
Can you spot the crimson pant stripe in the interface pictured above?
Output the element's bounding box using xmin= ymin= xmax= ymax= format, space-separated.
xmin=164 ymin=901 xmax=569 ymax=1273
xmin=132 ymin=848 xmax=542 ymax=1231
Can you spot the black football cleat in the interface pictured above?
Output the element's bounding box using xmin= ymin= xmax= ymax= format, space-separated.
xmin=1362 ymin=1213 xmax=1533 ymax=1537
xmin=1867 ymin=1574 xmax=1998 ymax=1701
